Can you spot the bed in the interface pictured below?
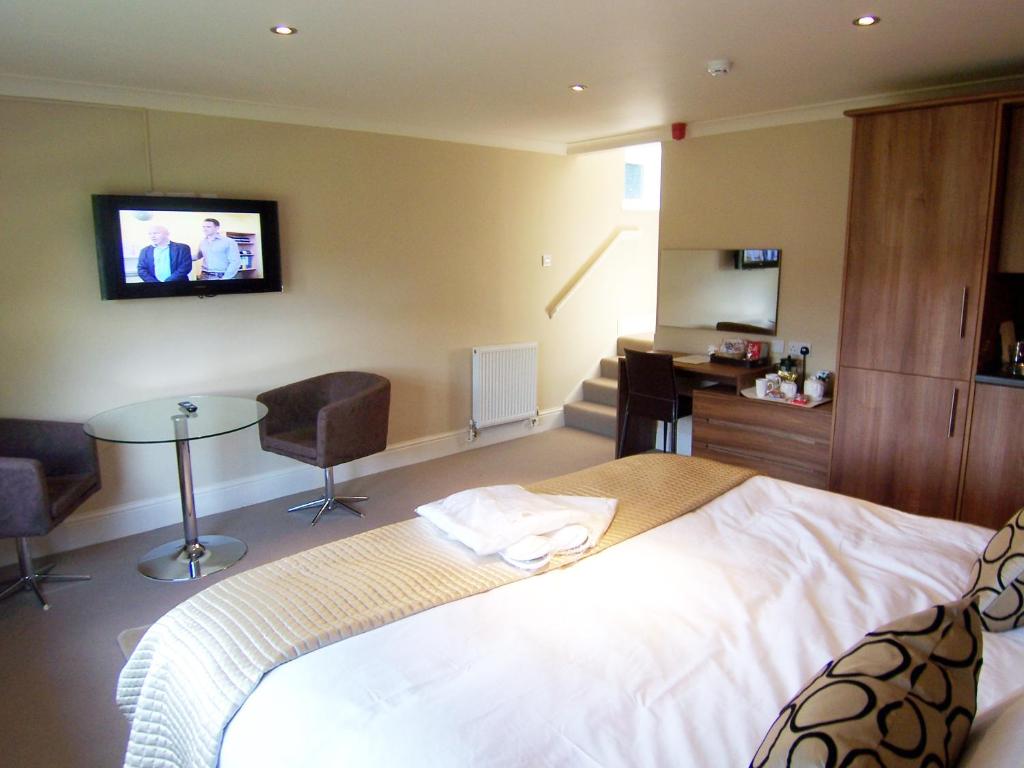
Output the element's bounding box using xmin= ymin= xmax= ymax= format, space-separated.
xmin=120 ymin=455 xmax=1024 ymax=767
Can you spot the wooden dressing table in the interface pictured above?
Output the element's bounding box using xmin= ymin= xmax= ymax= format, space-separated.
xmin=615 ymin=354 xmax=772 ymax=457
xmin=615 ymin=353 xmax=833 ymax=489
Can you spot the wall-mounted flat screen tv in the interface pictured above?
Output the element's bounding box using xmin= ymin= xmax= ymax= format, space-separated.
xmin=735 ymin=248 xmax=780 ymax=270
xmin=92 ymin=195 xmax=282 ymax=300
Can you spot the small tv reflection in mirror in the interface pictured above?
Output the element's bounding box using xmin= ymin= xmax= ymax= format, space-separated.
xmin=92 ymin=194 xmax=281 ymax=300
xmin=736 ymin=248 xmax=780 ymax=270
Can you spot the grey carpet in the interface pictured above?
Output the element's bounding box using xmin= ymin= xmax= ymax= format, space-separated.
xmin=0 ymin=427 xmax=613 ymax=768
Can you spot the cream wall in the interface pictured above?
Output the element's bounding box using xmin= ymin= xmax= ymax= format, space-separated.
xmin=656 ymin=119 xmax=852 ymax=373
xmin=0 ymin=98 xmax=657 ymax=526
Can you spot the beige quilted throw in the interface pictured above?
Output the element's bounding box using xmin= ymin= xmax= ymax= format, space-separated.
xmin=117 ymin=454 xmax=754 ymax=767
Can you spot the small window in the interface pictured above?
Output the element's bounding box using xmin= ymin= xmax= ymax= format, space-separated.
xmin=622 ymin=142 xmax=661 ymax=211
xmin=624 ymin=163 xmax=645 ymax=200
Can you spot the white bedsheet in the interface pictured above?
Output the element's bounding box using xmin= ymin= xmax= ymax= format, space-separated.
xmin=220 ymin=477 xmax=1024 ymax=767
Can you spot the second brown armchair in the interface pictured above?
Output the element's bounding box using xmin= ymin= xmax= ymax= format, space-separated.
xmin=257 ymin=372 xmax=391 ymax=526
xmin=0 ymin=418 xmax=100 ymax=609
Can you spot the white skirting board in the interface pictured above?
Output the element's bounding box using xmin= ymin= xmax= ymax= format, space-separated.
xmin=1 ymin=408 xmax=565 ymax=568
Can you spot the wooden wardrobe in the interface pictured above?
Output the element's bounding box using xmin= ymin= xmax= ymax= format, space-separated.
xmin=830 ymin=92 xmax=1024 ymax=527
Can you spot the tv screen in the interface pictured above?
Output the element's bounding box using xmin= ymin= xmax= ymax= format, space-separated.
xmin=736 ymin=248 xmax=781 ymax=270
xmin=92 ymin=195 xmax=282 ymax=299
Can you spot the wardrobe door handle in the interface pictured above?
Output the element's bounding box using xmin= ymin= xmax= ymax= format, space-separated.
xmin=947 ymin=387 xmax=959 ymax=438
xmin=959 ymin=287 xmax=968 ymax=339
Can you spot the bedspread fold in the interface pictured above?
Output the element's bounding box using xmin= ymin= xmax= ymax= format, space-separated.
xmin=117 ymin=453 xmax=754 ymax=768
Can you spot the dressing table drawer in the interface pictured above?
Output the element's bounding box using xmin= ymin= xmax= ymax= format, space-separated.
xmin=692 ymin=389 xmax=833 ymax=489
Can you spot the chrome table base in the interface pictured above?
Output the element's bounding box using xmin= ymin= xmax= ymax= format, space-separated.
xmin=138 ymin=535 xmax=247 ymax=582
xmin=139 ymin=414 xmax=247 ymax=581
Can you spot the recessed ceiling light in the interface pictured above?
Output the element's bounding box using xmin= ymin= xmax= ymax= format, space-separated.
xmin=569 ymin=83 xmax=587 ymax=93
xmin=271 ymin=25 xmax=298 ymax=35
xmin=852 ymin=15 xmax=880 ymax=27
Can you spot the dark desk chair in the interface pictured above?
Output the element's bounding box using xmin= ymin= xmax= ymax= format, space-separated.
xmin=258 ymin=372 xmax=390 ymax=526
xmin=619 ymin=349 xmax=692 ymax=457
xmin=0 ymin=418 xmax=100 ymax=610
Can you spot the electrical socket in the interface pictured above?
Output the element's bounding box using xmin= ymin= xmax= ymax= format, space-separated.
xmin=541 ymin=254 xmax=553 ymax=268
xmin=787 ymin=341 xmax=811 ymax=357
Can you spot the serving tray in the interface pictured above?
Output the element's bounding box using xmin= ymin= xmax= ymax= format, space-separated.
xmin=740 ymin=387 xmax=831 ymax=408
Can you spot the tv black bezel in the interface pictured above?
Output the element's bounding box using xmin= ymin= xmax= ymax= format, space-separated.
xmin=92 ymin=194 xmax=282 ymax=300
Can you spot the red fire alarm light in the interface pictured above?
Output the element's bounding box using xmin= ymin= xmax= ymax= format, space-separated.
xmin=671 ymin=122 xmax=687 ymax=141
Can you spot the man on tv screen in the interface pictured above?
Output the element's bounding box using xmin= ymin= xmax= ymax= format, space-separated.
xmin=136 ymin=224 xmax=193 ymax=282
xmin=194 ymin=218 xmax=241 ymax=280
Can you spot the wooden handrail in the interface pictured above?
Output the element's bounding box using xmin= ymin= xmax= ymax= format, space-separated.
xmin=545 ymin=227 xmax=639 ymax=318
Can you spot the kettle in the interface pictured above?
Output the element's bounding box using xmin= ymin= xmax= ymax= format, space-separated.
xmin=778 ymin=355 xmax=798 ymax=382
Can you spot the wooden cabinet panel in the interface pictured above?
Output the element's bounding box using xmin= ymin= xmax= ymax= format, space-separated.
xmin=693 ymin=445 xmax=829 ymax=490
xmin=830 ymin=367 xmax=968 ymax=518
xmin=694 ymin=420 xmax=823 ymax=467
xmin=841 ymin=102 xmax=997 ymax=379
xmin=999 ymin=106 xmax=1024 ymax=272
xmin=692 ymin=390 xmax=832 ymax=489
xmin=961 ymin=384 xmax=1024 ymax=529
xmin=692 ymin=391 xmax=833 ymax=442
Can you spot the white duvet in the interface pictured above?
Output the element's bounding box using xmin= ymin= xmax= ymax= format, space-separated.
xmin=220 ymin=477 xmax=1024 ymax=767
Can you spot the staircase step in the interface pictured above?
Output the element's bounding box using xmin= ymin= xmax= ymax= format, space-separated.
xmin=563 ymin=401 xmax=617 ymax=438
xmin=582 ymin=377 xmax=618 ymax=407
xmin=616 ymin=333 xmax=653 ymax=356
xmin=600 ymin=356 xmax=622 ymax=380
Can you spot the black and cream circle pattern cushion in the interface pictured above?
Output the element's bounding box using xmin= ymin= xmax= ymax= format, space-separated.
xmin=750 ymin=598 xmax=983 ymax=768
xmin=963 ymin=507 xmax=1024 ymax=632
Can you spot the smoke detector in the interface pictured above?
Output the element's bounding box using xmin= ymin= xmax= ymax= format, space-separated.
xmin=706 ymin=59 xmax=732 ymax=77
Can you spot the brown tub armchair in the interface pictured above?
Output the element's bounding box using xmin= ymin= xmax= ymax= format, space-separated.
xmin=258 ymin=372 xmax=391 ymax=526
xmin=0 ymin=418 xmax=100 ymax=609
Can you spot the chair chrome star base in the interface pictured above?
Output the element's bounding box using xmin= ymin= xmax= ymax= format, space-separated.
xmin=289 ymin=467 xmax=366 ymax=526
xmin=0 ymin=537 xmax=90 ymax=611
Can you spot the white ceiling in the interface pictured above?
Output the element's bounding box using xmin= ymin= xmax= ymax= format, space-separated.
xmin=2 ymin=0 xmax=1024 ymax=153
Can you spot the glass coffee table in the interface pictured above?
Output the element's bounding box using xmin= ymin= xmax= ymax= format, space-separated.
xmin=85 ymin=395 xmax=268 ymax=581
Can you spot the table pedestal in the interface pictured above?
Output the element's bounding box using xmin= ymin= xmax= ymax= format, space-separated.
xmin=138 ymin=414 xmax=247 ymax=581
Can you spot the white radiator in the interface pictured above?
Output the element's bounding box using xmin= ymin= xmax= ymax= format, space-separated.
xmin=471 ymin=342 xmax=538 ymax=437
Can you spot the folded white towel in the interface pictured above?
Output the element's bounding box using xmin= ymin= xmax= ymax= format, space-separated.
xmin=415 ymin=485 xmax=617 ymax=563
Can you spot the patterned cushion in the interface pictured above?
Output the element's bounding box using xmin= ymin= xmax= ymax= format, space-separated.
xmin=750 ymin=599 xmax=983 ymax=768
xmin=963 ymin=507 xmax=1024 ymax=632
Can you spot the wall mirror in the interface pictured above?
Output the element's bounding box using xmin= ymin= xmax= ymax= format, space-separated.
xmin=657 ymin=249 xmax=781 ymax=335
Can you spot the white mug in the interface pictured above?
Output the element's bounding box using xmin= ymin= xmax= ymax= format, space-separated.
xmin=755 ymin=378 xmax=768 ymax=397
xmin=781 ymin=380 xmax=798 ymax=399
xmin=805 ymin=379 xmax=825 ymax=401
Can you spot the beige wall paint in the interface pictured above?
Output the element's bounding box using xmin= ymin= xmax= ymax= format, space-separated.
xmin=656 ymin=119 xmax=852 ymax=373
xmin=0 ymin=98 xmax=657 ymax=515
